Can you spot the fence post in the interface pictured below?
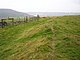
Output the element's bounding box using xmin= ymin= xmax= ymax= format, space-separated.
xmin=1 ymin=19 xmax=4 ymax=28
xmin=19 ymin=17 xmax=21 ymax=24
xmin=25 ymin=16 xmax=28 ymax=22
xmin=37 ymin=15 xmax=40 ymax=21
xmin=12 ymin=19 xmax=14 ymax=25
xmin=24 ymin=17 xmax=25 ymax=22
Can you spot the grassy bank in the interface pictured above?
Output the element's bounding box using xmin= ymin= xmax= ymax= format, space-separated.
xmin=0 ymin=16 xmax=80 ymax=60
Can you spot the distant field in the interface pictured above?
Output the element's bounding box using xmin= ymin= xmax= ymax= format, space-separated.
xmin=0 ymin=16 xmax=80 ymax=60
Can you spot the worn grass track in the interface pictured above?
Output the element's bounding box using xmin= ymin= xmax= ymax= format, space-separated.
xmin=0 ymin=16 xmax=80 ymax=60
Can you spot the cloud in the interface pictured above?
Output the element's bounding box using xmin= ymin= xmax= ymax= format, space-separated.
xmin=0 ymin=0 xmax=80 ymax=12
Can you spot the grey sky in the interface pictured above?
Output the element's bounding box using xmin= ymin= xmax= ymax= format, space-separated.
xmin=0 ymin=0 xmax=80 ymax=12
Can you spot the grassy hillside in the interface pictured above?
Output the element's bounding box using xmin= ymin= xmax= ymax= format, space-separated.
xmin=0 ymin=16 xmax=80 ymax=60
xmin=0 ymin=9 xmax=33 ymax=18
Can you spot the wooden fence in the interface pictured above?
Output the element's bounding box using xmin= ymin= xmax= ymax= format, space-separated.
xmin=0 ymin=16 xmax=40 ymax=28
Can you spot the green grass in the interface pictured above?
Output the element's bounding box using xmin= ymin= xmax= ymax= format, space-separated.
xmin=0 ymin=16 xmax=80 ymax=60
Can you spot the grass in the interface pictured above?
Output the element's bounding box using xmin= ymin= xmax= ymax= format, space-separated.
xmin=0 ymin=16 xmax=80 ymax=60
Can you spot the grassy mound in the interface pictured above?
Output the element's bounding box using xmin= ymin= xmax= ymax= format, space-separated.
xmin=0 ymin=16 xmax=80 ymax=60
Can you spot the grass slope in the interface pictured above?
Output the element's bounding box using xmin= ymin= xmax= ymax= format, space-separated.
xmin=0 ymin=16 xmax=80 ymax=60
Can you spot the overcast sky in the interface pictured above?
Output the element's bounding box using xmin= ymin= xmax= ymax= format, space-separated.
xmin=0 ymin=0 xmax=80 ymax=12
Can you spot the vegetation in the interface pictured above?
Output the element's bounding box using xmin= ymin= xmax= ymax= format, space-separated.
xmin=0 ymin=16 xmax=80 ymax=60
